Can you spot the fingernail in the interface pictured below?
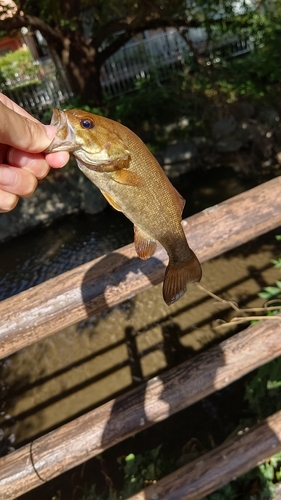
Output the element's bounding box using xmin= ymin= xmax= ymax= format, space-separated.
xmin=0 ymin=166 xmax=18 ymax=186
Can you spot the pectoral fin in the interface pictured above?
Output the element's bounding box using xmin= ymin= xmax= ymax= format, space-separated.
xmin=112 ymin=170 xmax=144 ymax=187
xmin=100 ymin=190 xmax=122 ymax=211
xmin=134 ymin=226 xmax=157 ymax=259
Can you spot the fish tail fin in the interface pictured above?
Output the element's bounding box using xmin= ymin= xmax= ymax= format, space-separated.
xmin=163 ymin=250 xmax=202 ymax=305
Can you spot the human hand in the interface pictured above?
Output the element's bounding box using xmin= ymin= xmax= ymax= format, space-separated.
xmin=0 ymin=93 xmax=70 ymax=212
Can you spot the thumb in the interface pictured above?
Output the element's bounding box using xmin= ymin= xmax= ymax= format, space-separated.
xmin=0 ymin=101 xmax=54 ymax=153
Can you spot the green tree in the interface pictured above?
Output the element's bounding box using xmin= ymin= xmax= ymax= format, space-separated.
xmin=0 ymin=0 xmax=273 ymax=105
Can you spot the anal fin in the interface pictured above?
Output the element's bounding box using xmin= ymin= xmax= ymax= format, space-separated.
xmin=134 ymin=226 xmax=157 ymax=260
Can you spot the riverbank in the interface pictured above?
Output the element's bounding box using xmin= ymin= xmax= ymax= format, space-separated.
xmin=0 ymin=166 xmax=107 ymax=244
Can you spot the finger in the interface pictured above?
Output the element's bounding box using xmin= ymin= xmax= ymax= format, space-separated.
xmin=7 ymin=148 xmax=69 ymax=174
xmin=45 ymin=151 xmax=70 ymax=168
xmin=0 ymin=144 xmax=8 ymax=163
xmin=7 ymin=149 xmax=50 ymax=179
xmin=0 ymin=93 xmax=43 ymax=123
xmin=0 ymin=188 xmax=19 ymax=212
xmin=0 ymin=101 xmax=56 ymax=153
xmin=0 ymin=165 xmax=37 ymax=197
xmin=0 ymin=95 xmax=58 ymax=146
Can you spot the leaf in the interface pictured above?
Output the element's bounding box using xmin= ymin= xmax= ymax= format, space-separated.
xmin=267 ymin=380 xmax=281 ymax=389
xmin=260 ymin=462 xmax=274 ymax=480
xmin=271 ymin=259 xmax=281 ymax=268
xmin=258 ymin=284 xmax=281 ymax=299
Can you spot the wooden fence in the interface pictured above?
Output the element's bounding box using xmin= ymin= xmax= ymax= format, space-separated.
xmin=0 ymin=177 xmax=281 ymax=499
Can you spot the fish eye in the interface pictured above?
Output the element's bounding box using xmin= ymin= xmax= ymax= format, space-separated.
xmin=80 ymin=118 xmax=94 ymax=129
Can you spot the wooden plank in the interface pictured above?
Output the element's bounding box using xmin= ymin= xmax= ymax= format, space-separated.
xmin=0 ymin=177 xmax=281 ymax=359
xmin=130 ymin=408 xmax=281 ymax=500
xmin=0 ymin=446 xmax=40 ymax=500
xmin=1 ymin=315 xmax=281 ymax=499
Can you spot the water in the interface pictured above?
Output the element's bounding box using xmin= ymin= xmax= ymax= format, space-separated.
xmin=0 ymin=208 xmax=132 ymax=301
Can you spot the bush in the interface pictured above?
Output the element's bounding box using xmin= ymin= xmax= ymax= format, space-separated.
xmin=0 ymin=48 xmax=40 ymax=88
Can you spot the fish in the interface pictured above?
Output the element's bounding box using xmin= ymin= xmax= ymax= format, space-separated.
xmin=45 ymin=108 xmax=202 ymax=305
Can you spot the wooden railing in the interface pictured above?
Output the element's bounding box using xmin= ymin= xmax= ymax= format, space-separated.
xmin=1 ymin=177 xmax=281 ymax=499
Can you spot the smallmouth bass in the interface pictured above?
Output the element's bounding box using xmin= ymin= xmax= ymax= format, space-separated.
xmin=46 ymin=109 xmax=202 ymax=304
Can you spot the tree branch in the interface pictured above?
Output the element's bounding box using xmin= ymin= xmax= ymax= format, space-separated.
xmin=94 ymin=16 xmax=201 ymax=53
xmin=0 ymin=13 xmax=63 ymax=44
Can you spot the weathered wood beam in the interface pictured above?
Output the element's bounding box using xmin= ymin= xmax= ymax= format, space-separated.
xmin=130 ymin=408 xmax=281 ymax=500
xmin=0 ymin=315 xmax=281 ymax=499
xmin=0 ymin=177 xmax=281 ymax=359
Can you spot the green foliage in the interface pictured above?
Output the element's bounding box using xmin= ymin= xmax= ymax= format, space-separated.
xmin=109 ymin=79 xmax=184 ymax=129
xmin=3 ymin=0 xmax=280 ymax=104
xmin=76 ymin=447 xmax=174 ymax=500
xmin=0 ymin=48 xmax=40 ymax=88
xmin=58 ymin=0 xmax=281 ymax=144
xmin=120 ymin=446 xmax=173 ymax=498
xmin=271 ymin=259 xmax=281 ymax=270
xmin=272 ymin=239 xmax=281 ymax=271
xmin=78 ymin=484 xmax=114 ymax=500
xmin=204 ymin=484 xmax=237 ymax=500
xmin=65 ymin=96 xmax=105 ymax=117
xmin=258 ymin=281 xmax=281 ymax=301
xmin=163 ymin=5 xmax=281 ymax=114
xmin=245 ymin=358 xmax=281 ymax=420
xmin=66 ymin=76 xmax=207 ymax=150
xmin=258 ymin=237 xmax=281 ymax=303
xmin=77 ymin=446 xmax=281 ymax=500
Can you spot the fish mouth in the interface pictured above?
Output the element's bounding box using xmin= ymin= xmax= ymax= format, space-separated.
xmin=44 ymin=108 xmax=78 ymax=153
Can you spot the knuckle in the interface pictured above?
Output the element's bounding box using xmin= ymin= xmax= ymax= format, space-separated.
xmin=23 ymin=118 xmax=40 ymax=149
